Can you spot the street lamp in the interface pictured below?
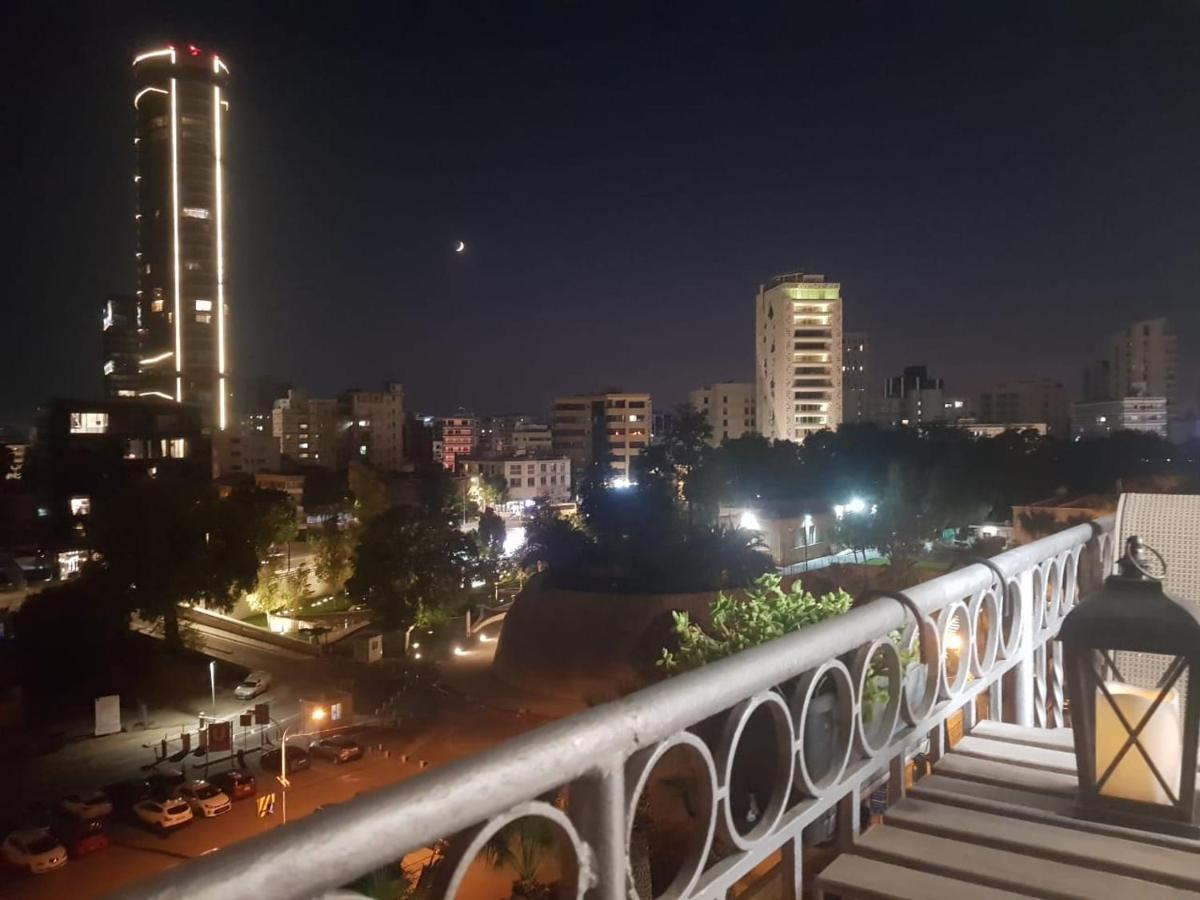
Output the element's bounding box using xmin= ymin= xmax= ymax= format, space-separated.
xmin=208 ymin=661 xmax=216 ymax=711
xmin=1061 ymin=536 xmax=1200 ymax=836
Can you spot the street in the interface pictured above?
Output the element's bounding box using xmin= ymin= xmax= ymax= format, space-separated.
xmin=0 ymin=701 xmax=542 ymax=898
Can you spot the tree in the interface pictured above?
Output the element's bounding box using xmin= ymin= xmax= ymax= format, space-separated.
xmin=477 ymin=507 xmax=506 ymax=557
xmin=249 ymin=564 xmax=309 ymax=615
xmin=635 ymin=403 xmax=713 ymax=523
xmin=347 ymin=506 xmax=476 ymax=630
xmin=349 ymin=461 xmax=391 ymax=523
xmin=90 ymin=479 xmax=286 ymax=648
xmin=301 ymin=466 xmax=352 ymax=523
xmin=482 ymin=818 xmax=555 ymax=898
xmin=314 ymin=519 xmax=356 ymax=591
xmin=478 ymin=473 xmax=509 ymax=508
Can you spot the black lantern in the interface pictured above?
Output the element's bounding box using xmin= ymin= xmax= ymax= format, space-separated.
xmin=1061 ymin=536 xmax=1200 ymax=836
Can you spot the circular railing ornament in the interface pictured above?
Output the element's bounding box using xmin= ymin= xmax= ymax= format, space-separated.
xmin=860 ymin=590 xmax=938 ymax=727
xmin=623 ymin=732 xmax=718 ymax=900
xmin=969 ymin=588 xmax=1001 ymax=677
xmin=938 ymin=601 xmax=973 ymax=698
xmin=712 ymin=691 xmax=795 ymax=851
xmin=851 ymin=637 xmax=902 ymax=757
xmin=432 ymin=801 xmax=590 ymax=899
xmin=788 ymin=659 xmax=855 ymax=796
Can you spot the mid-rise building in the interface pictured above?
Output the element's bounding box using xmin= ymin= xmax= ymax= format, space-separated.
xmin=460 ymin=455 xmax=572 ymax=505
xmin=875 ymin=366 xmax=946 ymax=427
xmin=439 ymin=415 xmax=476 ymax=470
xmin=212 ymin=418 xmax=280 ymax=478
xmin=1107 ymin=318 xmax=1177 ymax=409
xmin=476 ymin=415 xmax=550 ymax=455
xmin=341 ymin=384 xmax=406 ymax=472
xmin=977 ymin=379 xmax=1068 ymax=436
xmin=4 ymin=443 xmax=27 ymax=480
xmin=689 ymin=382 xmax=756 ymax=446
xmin=101 ymin=294 xmax=140 ymax=398
xmin=841 ymin=332 xmax=871 ymax=424
xmin=756 ymin=273 xmax=843 ymax=441
xmin=1070 ymin=397 xmax=1168 ymax=439
xmin=131 ymin=44 xmax=233 ymax=429
xmin=552 ymin=391 xmax=652 ymax=482
xmin=272 ymin=390 xmax=338 ymax=468
xmin=511 ymin=422 xmax=552 ymax=456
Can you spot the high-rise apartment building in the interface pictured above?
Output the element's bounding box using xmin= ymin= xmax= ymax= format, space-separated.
xmin=841 ymin=331 xmax=871 ymax=424
xmin=552 ymin=391 xmax=652 ymax=482
xmin=1070 ymin=397 xmax=1168 ymax=439
xmin=1107 ymin=318 xmax=1177 ymax=408
xmin=101 ymin=294 xmax=140 ymax=398
xmin=341 ymin=384 xmax=406 ymax=472
xmin=756 ymin=273 xmax=843 ymax=441
xmin=689 ymin=382 xmax=755 ymax=446
xmin=875 ymin=366 xmax=946 ymax=427
xmin=131 ymin=45 xmax=232 ymax=429
xmin=439 ymin=416 xmax=476 ymax=470
xmin=978 ymin=379 xmax=1068 ymax=435
xmin=272 ymin=390 xmax=338 ymax=468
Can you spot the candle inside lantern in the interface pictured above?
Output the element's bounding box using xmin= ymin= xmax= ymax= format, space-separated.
xmin=1095 ymin=680 xmax=1182 ymax=804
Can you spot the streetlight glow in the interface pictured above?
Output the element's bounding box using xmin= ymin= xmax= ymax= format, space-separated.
xmin=739 ymin=510 xmax=761 ymax=531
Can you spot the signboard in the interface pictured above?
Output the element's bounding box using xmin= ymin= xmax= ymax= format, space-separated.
xmin=254 ymin=702 xmax=270 ymax=725
xmin=208 ymin=720 xmax=232 ymax=752
xmin=94 ymin=695 xmax=121 ymax=737
xmin=239 ymin=712 xmax=252 ymax=727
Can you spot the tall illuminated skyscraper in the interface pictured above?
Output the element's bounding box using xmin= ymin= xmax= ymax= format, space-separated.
xmin=131 ymin=44 xmax=231 ymax=429
xmin=756 ymin=273 xmax=843 ymax=441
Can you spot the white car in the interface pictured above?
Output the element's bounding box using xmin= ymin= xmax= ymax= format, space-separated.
xmin=2 ymin=829 xmax=67 ymax=874
xmin=132 ymin=797 xmax=194 ymax=832
xmin=60 ymin=790 xmax=113 ymax=820
xmin=178 ymin=780 xmax=232 ymax=818
xmin=234 ymin=670 xmax=271 ymax=700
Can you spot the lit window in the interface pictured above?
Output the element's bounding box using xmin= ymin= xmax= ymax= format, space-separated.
xmin=195 ymin=313 xmax=211 ymax=324
xmin=195 ymin=299 xmax=212 ymax=311
xmin=103 ymin=360 xmax=115 ymax=375
xmin=185 ymin=261 xmax=202 ymax=272
xmin=70 ymin=412 xmax=109 ymax=434
xmin=181 ymin=207 xmax=210 ymax=219
xmin=151 ymin=298 xmax=164 ymax=313
xmin=359 ymin=445 xmax=367 ymax=456
xmin=69 ymin=496 xmax=91 ymax=516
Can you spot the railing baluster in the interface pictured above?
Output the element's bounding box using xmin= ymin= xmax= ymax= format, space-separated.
xmin=1033 ymin=643 xmax=1049 ymax=728
xmin=573 ymin=763 xmax=626 ymax=900
xmin=1014 ymin=565 xmax=1037 ymax=726
xmin=1050 ymin=639 xmax=1066 ymax=728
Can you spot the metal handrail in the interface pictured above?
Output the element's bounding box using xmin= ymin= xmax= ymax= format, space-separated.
xmin=122 ymin=516 xmax=1112 ymax=900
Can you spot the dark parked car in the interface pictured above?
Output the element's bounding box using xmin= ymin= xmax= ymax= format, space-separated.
xmin=261 ymin=745 xmax=310 ymax=775
xmin=146 ymin=769 xmax=187 ymax=798
xmin=103 ymin=780 xmax=151 ymax=817
xmin=52 ymin=814 xmax=109 ymax=858
xmin=309 ymin=735 xmax=363 ymax=765
xmin=211 ymin=769 xmax=257 ymax=801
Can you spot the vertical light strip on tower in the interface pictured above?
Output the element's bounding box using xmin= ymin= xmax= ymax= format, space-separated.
xmin=169 ymin=77 xmax=184 ymax=403
xmin=213 ymin=78 xmax=227 ymax=430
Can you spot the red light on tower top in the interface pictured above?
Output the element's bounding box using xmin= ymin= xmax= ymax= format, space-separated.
xmin=188 ymin=44 xmax=202 ymax=57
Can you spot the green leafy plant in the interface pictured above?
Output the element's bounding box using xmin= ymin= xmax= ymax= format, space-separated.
xmin=659 ymin=573 xmax=853 ymax=672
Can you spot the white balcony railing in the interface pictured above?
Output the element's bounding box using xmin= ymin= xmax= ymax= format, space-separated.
xmin=123 ymin=517 xmax=1114 ymax=900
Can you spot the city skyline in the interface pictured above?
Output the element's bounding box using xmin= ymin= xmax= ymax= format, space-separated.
xmin=5 ymin=3 xmax=1200 ymax=427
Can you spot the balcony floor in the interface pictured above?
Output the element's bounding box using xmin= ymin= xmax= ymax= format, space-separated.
xmin=817 ymin=721 xmax=1200 ymax=899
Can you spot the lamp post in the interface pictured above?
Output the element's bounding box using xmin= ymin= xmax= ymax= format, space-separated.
xmin=1061 ymin=535 xmax=1200 ymax=836
xmin=272 ymin=705 xmax=328 ymax=824
xmin=208 ymin=661 xmax=216 ymax=711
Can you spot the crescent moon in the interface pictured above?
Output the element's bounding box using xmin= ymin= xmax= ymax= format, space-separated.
xmin=454 ymin=241 xmax=466 ymax=253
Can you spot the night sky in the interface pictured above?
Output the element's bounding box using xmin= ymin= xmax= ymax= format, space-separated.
xmin=5 ymin=1 xmax=1199 ymax=429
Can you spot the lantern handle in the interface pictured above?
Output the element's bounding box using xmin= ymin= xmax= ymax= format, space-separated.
xmin=1120 ymin=536 xmax=1167 ymax=582
xmin=862 ymin=589 xmax=933 ymax=664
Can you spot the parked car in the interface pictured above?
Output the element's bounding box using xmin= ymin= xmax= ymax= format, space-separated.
xmin=146 ymin=769 xmax=186 ymax=797
xmin=103 ymin=779 xmax=151 ymax=816
xmin=51 ymin=814 xmax=109 ymax=858
xmin=132 ymin=797 xmax=193 ymax=833
xmin=234 ymin=670 xmax=272 ymax=699
xmin=177 ymin=781 xmax=232 ymax=818
xmin=309 ymin=735 xmax=363 ymax=764
xmin=2 ymin=829 xmax=67 ymax=874
xmin=211 ymin=769 xmax=257 ymax=801
xmin=59 ymin=790 xmax=112 ymax=820
xmin=261 ymin=744 xmax=310 ymax=775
